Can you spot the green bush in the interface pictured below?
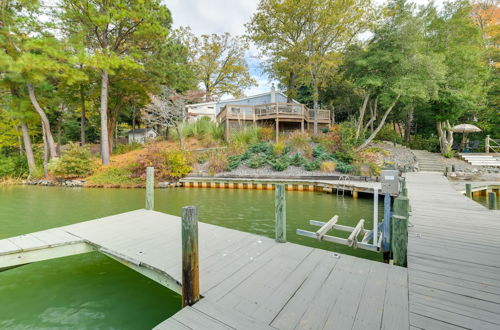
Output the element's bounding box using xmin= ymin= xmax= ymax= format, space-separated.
xmin=49 ymin=143 xmax=93 ymax=179
xmin=227 ymin=155 xmax=243 ymax=171
xmin=333 ymin=149 xmax=355 ymax=164
xmin=0 ymin=156 xmax=29 ymax=178
xmin=408 ymin=135 xmax=439 ymax=152
xmin=113 ymin=142 xmax=142 ymax=155
xmin=230 ymin=126 xmax=260 ymax=146
xmin=304 ymin=160 xmax=320 ymax=171
xmin=247 ymin=154 xmax=267 ymax=168
xmin=290 ymin=153 xmax=306 ymax=166
xmin=87 ymin=166 xmax=142 ymax=185
xmin=376 ymin=125 xmax=403 ymax=144
xmin=337 ymin=162 xmax=354 ymax=174
xmin=267 ymin=156 xmax=290 ymax=171
xmin=442 ymin=149 xmax=455 ymax=158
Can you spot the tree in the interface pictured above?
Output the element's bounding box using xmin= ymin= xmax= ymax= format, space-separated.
xmin=176 ymin=27 xmax=256 ymax=99
xmin=424 ymin=1 xmax=488 ymax=154
xmin=142 ymin=87 xmax=186 ymax=150
xmin=344 ymin=0 xmax=446 ymax=151
xmin=247 ymin=0 xmax=377 ymax=134
xmin=60 ymin=0 xmax=172 ymax=164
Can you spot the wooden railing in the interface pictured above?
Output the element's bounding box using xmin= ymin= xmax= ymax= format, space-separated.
xmin=485 ymin=135 xmax=500 ymax=153
xmin=217 ymin=103 xmax=330 ymax=122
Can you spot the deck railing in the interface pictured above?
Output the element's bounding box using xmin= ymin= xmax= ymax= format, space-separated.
xmin=217 ymin=103 xmax=330 ymax=122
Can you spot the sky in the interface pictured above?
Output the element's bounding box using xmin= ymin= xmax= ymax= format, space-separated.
xmin=165 ymin=0 xmax=441 ymax=97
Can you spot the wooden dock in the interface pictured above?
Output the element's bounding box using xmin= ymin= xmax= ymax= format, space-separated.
xmin=0 ymin=209 xmax=407 ymax=329
xmin=406 ymin=173 xmax=500 ymax=329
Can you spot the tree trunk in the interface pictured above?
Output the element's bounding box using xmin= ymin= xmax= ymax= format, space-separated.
xmin=42 ymin=125 xmax=49 ymax=177
xmin=436 ymin=120 xmax=453 ymax=155
xmin=355 ymin=94 xmax=401 ymax=152
xmin=100 ymin=69 xmax=111 ymax=164
xmin=404 ymin=107 xmax=413 ymax=144
xmin=27 ymin=84 xmax=58 ymax=159
xmin=15 ymin=125 xmax=24 ymax=156
xmin=175 ymin=125 xmax=184 ymax=150
xmin=80 ymin=84 xmax=86 ymax=145
xmin=312 ymin=75 xmax=319 ymax=136
xmin=355 ymin=93 xmax=370 ymax=139
xmin=287 ymin=71 xmax=295 ymax=102
xmin=21 ymin=122 xmax=36 ymax=176
xmin=57 ymin=115 xmax=62 ymax=156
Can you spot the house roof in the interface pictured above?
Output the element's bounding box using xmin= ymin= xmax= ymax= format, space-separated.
xmin=186 ymin=90 xmax=299 ymax=108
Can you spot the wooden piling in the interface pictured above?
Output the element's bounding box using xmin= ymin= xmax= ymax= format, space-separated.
xmin=382 ymin=194 xmax=391 ymax=262
xmin=466 ymin=183 xmax=472 ymax=198
xmin=145 ymin=167 xmax=154 ymax=210
xmin=488 ymin=192 xmax=497 ymax=210
xmin=391 ymin=196 xmax=409 ymax=267
xmin=181 ymin=206 xmax=200 ymax=307
xmin=275 ymin=184 xmax=286 ymax=243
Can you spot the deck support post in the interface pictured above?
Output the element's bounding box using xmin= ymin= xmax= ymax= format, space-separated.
xmin=382 ymin=194 xmax=391 ymax=262
xmin=391 ymin=196 xmax=409 ymax=267
xmin=181 ymin=206 xmax=200 ymax=307
xmin=466 ymin=183 xmax=472 ymax=198
xmin=146 ymin=167 xmax=154 ymax=210
xmin=275 ymin=119 xmax=279 ymax=143
xmin=275 ymin=184 xmax=286 ymax=243
xmin=485 ymin=135 xmax=490 ymax=153
xmin=488 ymin=192 xmax=497 ymax=210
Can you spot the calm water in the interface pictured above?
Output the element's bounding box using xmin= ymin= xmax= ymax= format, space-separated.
xmin=0 ymin=185 xmax=382 ymax=329
xmin=473 ymin=193 xmax=500 ymax=209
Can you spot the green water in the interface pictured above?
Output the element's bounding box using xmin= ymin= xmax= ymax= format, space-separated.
xmin=473 ymin=194 xmax=500 ymax=209
xmin=0 ymin=185 xmax=382 ymax=329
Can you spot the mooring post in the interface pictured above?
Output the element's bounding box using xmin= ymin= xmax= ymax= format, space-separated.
xmin=275 ymin=184 xmax=286 ymax=243
xmin=391 ymin=195 xmax=409 ymax=267
xmin=488 ymin=192 xmax=497 ymax=210
xmin=146 ymin=167 xmax=154 ymax=210
xmin=373 ymin=188 xmax=379 ymax=247
xmin=382 ymin=194 xmax=391 ymax=262
xmin=466 ymin=183 xmax=472 ymax=198
xmin=181 ymin=206 xmax=199 ymax=307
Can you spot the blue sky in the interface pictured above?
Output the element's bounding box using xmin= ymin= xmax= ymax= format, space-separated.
xmin=165 ymin=0 xmax=438 ymax=97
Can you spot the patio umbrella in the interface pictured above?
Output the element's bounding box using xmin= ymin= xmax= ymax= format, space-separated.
xmin=452 ymin=124 xmax=482 ymax=151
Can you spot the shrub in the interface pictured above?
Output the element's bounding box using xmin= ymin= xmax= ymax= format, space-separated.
xmin=113 ymin=142 xmax=142 ymax=155
xmin=258 ymin=126 xmax=274 ymax=141
xmin=317 ymin=126 xmax=342 ymax=152
xmin=312 ymin=145 xmax=327 ymax=158
xmin=290 ymin=153 xmax=306 ymax=166
xmin=442 ymin=149 xmax=455 ymax=158
xmin=131 ymin=144 xmax=192 ymax=180
xmin=207 ymin=151 xmax=229 ymax=175
xmin=336 ymin=162 xmax=354 ymax=174
xmin=248 ymin=142 xmax=273 ymax=155
xmin=227 ymin=155 xmax=243 ymax=171
xmin=247 ymin=154 xmax=267 ymax=168
xmin=179 ymin=117 xmax=224 ymax=142
xmin=49 ymin=143 xmax=93 ymax=179
xmin=409 ymin=135 xmax=439 ymax=152
xmin=333 ymin=149 xmax=355 ymax=164
xmin=376 ymin=125 xmax=403 ymax=144
xmin=304 ymin=160 xmax=320 ymax=171
xmin=268 ymin=156 xmax=290 ymax=171
xmin=87 ymin=165 xmax=142 ymax=185
xmin=320 ymin=161 xmax=336 ymax=173
xmin=273 ymin=141 xmax=286 ymax=157
xmin=287 ymin=131 xmax=310 ymax=152
xmin=230 ymin=126 xmax=260 ymax=146
xmin=0 ymin=156 xmax=29 ymax=178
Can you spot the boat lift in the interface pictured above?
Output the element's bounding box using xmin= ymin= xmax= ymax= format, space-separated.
xmin=297 ymin=170 xmax=401 ymax=253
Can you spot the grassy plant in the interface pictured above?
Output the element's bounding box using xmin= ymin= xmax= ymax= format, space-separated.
xmin=258 ymin=126 xmax=274 ymax=141
xmin=290 ymin=153 xmax=306 ymax=166
xmin=207 ymin=151 xmax=229 ymax=175
xmin=113 ymin=142 xmax=142 ymax=155
xmin=320 ymin=161 xmax=336 ymax=173
xmin=287 ymin=131 xmax=310 ymax=151
xmin=230 ymin=126 xmax=260 ymax=146
xmin=87 ymin=166 xmax=142 ymax=185
xmin=273 ymin=141 xmax=286 ymax=157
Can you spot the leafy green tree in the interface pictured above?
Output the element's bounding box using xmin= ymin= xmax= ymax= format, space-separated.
xmin=59 ymin=0 xmax=172 ymax=164
xmin=344 ymin=0 xmax=446 ymax=151
xmin=176 ymin=27 xmax=256 ymax=100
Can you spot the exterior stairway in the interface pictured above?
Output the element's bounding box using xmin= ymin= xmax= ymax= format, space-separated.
xmin=459 ymin=153 xmax=500 ymax=166
xmin=412 ymin=150 xmax=445 ymax=172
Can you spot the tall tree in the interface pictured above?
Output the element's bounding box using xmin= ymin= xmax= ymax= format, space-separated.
xmin=176 ymin=27 xmax=256 ymax=100
xmin=247 ymin=0 xmax=377 ymax=134
xmin=60 ymin=0 xmax=172 ymax=164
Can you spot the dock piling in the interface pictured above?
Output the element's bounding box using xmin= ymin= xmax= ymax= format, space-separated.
xmin=146 ymin=167 xmax=154 ymax=210
xmin=373 ymin=188 xmax=379 ymax=246
xmin=465 ymin=183 xmax=472 ymax=198
xmin=275 ymin=184 xmax=287 ymax=243
xmin=181 ymin=206 xmax=200 ymax=307
xmin=382 ymin=194 xmax=391 ymax=262
xmin=488 ymin=192 xmax=497 ymax=210
xmin=391 ymin=196 xmax=409 ymax=267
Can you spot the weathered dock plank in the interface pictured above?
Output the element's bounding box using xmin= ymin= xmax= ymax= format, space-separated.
xmin=406 ymin=172 xmax=500 ymax=330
